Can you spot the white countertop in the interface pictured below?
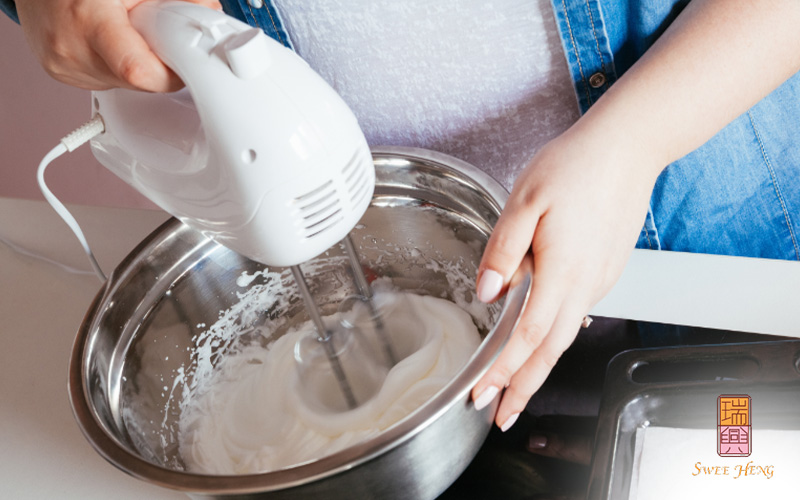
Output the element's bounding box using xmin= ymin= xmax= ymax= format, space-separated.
xmin=0 ymin=196 xmax=183 ymax=499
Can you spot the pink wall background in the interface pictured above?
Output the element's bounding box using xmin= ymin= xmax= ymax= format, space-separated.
xmin=0 ymin=15 xmax=156 ymax=209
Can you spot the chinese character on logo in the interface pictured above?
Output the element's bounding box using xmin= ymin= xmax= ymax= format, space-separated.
xmin=718 ymin=395 xmax=751 ymax=457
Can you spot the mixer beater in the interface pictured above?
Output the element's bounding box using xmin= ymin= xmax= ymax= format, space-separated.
xmin=292 ymin=235 xmax=398 ymax=411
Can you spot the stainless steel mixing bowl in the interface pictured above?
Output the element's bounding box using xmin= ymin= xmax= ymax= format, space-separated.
xmin=69 ymin=146 xmax=531 ymax=499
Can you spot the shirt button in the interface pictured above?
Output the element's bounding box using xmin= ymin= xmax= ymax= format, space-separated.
xmin=589 ymin=72 xmax=606 ymax=88
xmin=248 ymin=0 xmax=264 ymax=8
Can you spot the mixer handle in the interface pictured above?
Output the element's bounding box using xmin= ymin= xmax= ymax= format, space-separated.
xmin=91 ymin=0 xmax=374 ymax=266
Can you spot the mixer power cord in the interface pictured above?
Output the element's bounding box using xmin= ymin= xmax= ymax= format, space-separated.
xmin=36 ymin=114 xmax=108 ymax=283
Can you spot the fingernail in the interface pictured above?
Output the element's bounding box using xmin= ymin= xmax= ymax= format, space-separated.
xmin=473 ymin=386 xmax=499 ymax=411
xmin=500 ymin=412 xmax=520 ymax=433
xmin=529 ymin=434 xmax=547 ymax=449
xmin=477 ymin=270 xmax=504 ymax=303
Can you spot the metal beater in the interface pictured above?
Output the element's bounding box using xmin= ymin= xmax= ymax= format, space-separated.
xmin=292 ymin=235 xmax=397 ymax=410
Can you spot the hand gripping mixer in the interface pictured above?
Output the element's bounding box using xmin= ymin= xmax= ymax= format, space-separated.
xmin=84 ymin=1 xmax=396 ymax=411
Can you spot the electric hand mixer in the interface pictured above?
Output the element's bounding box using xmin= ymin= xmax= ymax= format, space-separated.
xmin=53 ymin=1 xmax=397 ymax=410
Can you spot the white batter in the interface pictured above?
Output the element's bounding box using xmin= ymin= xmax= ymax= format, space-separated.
xmin=178 ymin=291 xmax=481 ymax=475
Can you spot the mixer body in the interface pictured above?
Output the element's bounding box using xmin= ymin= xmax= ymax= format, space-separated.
xmin=89 ymin=1 xmax=374 ymax=267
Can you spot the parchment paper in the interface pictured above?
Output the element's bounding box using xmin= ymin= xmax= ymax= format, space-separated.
xmin=628 ymin=427 xmax=799 ymax=499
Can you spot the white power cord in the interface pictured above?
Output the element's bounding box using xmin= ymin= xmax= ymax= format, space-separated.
xmin=0 ymin=234 xmax=96 ymax=277
xmin=36 ymin=114 xmax=108 ymax=282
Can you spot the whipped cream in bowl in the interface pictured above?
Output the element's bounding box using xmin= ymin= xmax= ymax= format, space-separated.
xmin=179 ymin=290 xmax=482 ymax=475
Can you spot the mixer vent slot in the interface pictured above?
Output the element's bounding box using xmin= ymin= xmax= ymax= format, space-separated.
xmin=293 ymin=180 xmax=344 ymax=239
xmin=294 ymin=180 xmax=333 ymax=204
xmin=342 ymin=152 xmax=371 ymax=208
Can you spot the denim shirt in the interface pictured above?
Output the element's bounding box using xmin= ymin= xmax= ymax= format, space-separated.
xmin=0 ymin=0 xmax=17 ymax=22
xmin=4 ymin=0 xmax=798 ymax=261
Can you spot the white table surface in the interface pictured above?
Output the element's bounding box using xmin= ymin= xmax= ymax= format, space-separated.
xmin=0 ymin=196 xmax=183 ymax=499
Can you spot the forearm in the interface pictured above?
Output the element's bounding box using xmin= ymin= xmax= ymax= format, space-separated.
xmin=570 ymin=0 xmax=800 ymax=177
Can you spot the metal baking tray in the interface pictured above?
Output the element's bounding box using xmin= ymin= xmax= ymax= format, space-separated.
xmin=587 ymin=339 xmax=800 ymax=499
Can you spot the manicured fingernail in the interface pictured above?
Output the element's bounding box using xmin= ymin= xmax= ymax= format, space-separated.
xmin=529 ymin=434 xmax=547 ymax=449
xmin=477 ymin=270 xmax=503 ymax=303
xmin=500 ymin=412 xmax=520 ymax=433
xmin=473 ymin=386 xmax=499 ymax=411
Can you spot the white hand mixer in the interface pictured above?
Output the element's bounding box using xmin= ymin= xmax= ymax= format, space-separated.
xmin=39 ymin=0 xmax=396 ymax=410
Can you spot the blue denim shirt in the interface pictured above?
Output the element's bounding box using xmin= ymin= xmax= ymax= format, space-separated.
xmin=4 ymin=0 xmax=798 ymax=262
xmin=0 ymin=0 xmax=17 ymax=22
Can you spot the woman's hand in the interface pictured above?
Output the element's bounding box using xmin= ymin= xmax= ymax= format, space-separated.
xmin=471 ymin=0 xmax=800 ymax=432
xmin=471 ymin=126 xmax=659 ymax=431
xmin=16 ymin=0 xmax=221 ymax=91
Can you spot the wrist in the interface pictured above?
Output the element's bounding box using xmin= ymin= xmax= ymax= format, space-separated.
xmin=552 ymin=107 xmax=666 ymax=191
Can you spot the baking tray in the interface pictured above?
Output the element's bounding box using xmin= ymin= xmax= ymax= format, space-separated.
xmin=587 ymin=339 xmax=800 ymax=499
